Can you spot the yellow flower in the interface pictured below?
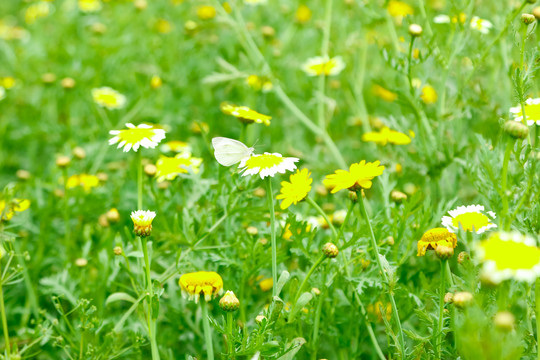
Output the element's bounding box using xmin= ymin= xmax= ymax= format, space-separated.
xmin=221 ymin=103 xmax=271 ymax=126
xmin=156 ymin=19 xmax=173 ymax=34
xmin=276 ymin=168 xmax=312 ymax=210
xmin=160 ymin=140 xmax=191 ymax=153
xmin=323 ymin=160 xmax=385 ymax=194
xmin=510 ymin=98 xmax=540 ymax=126
xmin=92 ymin=87 xmax=126 ymax=110
xmin=130 ymin=210 xmax=156 ymax=237
xmin=78 ymin=0 xmax=102 ymax=12
xmin=239 ymin=153 xmax=299 ymax=179
xmin=302 ymin=56 xmax=345 ymax=76
xmin=1 ymin=77 xmax=16 ymax=89
xmin=0 ymin=22 xmax=29 ymax=41
xmin=477 ymin=232 xmax=540 ymax=283
xmin=295 ymin=5 xmax=312 ymax=23
xmin=155 ymin=153 xmax=203 ymax=182
xmin=66 ymin=174 xmax=100 ymax=192
xmin=387 ymin=0 xmax=413 ymax=18
xmin=150 ymin=75 xmax=163 ymax=89
xmin=109 ymin=123 xmax=166 ymax=152
xmin=283 ymin=222 xmax=311 ymax=241
xmin=441 ymin=205 xmax=497 ymax=234
xmin=197 ymin=5 xmax=216 ymax=20
xmin=25 ymin=2 xmax=52 ymax=25
xmin=420 ymin=85 xmax=438 ymax=104
xmin=0 ymin=199 xmax=30 ymax=221
xmin=245 ymin=75 xmax=273 ymax=93
xmin=372 ymin=85 xmax=398 ymax=102
xmin=362 ymin=127 xmax=411 ymax=146
xmin=417 ymin=228 xmax=457 ymax=256
xmin=179 ymin=271 xmax=224 ymax=302
xmin=259 ymin=278 xmax=273 ymax=292
xmin=367 ymin=301 xmax=392 ymax=322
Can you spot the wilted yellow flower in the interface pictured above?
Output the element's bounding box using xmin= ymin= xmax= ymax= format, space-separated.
xmin=295 ymin=5 xmax=312 ymax=23
xmin=92 ymin=87 xmax=126 ymax=110
xmin=221 ymin=103 xmax=272 ymax=126
xmin=109 ymin=123 xmax=166 ymax=152
xmin=0 ymin=199 xmax=30 ymax=221
xmin=25 ymin=2 xmax=53 ymax=25
xmin=66 ymin=174 xmax=100 ymax=192
xmin=276 ymin=168 xmax=312 ymax=209
xmin=179 ymin=271 xmax=224 ymax=302
xmin=302 ymin=56 xmax=345 ymax=76
xmin=372 ymin=85 xmax=397 ymax=102
xmin=420 ymin=85 xmax=438 ymax=104
xmin=78 ymin=0 xmax=102 ymax=12
xmin=155 ymin=153 xmax=203 ymax=182
xmin=442 ymin=205 xmax=497 ymax=234
xmin=362 ymin=127 xmax=411 ymax=145
xmin=197 ymin=5 xmax=216 ymax=20
xmin=417 ymin=228 xmax=457 ymax=257
xmin=323 ymin=161 xmax=385 ymax=194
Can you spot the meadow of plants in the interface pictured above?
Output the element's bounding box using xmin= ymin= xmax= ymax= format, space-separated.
xmin=1 ymin=0 xmax=540 ymax=359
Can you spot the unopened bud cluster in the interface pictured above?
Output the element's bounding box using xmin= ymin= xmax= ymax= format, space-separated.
xmin=322 ymin=242 xmax=339 ymax=258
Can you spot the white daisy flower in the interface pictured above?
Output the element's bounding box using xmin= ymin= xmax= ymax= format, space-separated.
xmin=441 ymin=204 xmax=497 ymax=234
xmin=477 ymin=232 xmax=540 ymax=284
xmin=92 ymin=86 xmax=127 ymax=110
xmin=109 ymin=123 xmax=166 ymax=152
xmin=238 ymin=152 xmax=299 ymax=179
xmin=130 ymin=210 xmax=156 ymax=237
xmin=301 ymin=56 xmax=345 ymax=77
xmin=510 ymin=98 xmax=540 ymax=126
xmin=470 ymin=16 xmax=493 ymax=34
xmin=433 ymin=15 xmax=451 ymax=24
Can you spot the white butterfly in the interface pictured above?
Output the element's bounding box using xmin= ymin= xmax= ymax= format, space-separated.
xmin=212 ymin=137 xmax=254 ymax=166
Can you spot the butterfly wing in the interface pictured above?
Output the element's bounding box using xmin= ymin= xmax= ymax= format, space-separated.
xmin=212 ymin=137 xmax=254 ymax=166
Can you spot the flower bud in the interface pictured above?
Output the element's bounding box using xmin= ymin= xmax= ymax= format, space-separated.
xmin=61 ymin=77 xmax=76 ymax=89
xmin=130 ymin=210 xmax=156 ymax=237
xmin=246 ymin=226 xmax=258 ymax=236
xmin=261 ymin=26 xmax=275 ymax=38
xmin=504 ymin=121 xmax=529 ymax=139
xmin=457 ymin=251 xmax=469 ymax=264
xmin=390 ymin=190 xmax=407 ymax=203
xmin=106 ymin=208 xmax=120 ymax=223
xmin=322 ymin=242 xmax=339 ymax=258
xmin=312 ymin=287 xmax=321 ymax=296
xmin=75 ymin=258 xmax=88 ymax=267
xmin=408 ymin=24 xmax=423 ymax=37
xmin=494 ymin=311 xmax=515 ymax=332
xmin=385 ymin=236 xmax=395 ymax=246
xmin=444 ymin=292 xmax=454 ymax=304
xmin=453 ymin=291 xmax=473 ymax=309
xmin=219 ymin=290 xmax=240 ymax=312
xmin=113 ymin=246 xmax=123 ymax=256
xmin=436 ymin=245 xmax=454 ymax=260
xmin=16 ymin=169 xmax=31 ymax=181
xmin=150 ymin=75 xmax=162 ymax=89
xmin=134 ymin=0 xmax=148 ymax=10
xmin=56 ymin=156 xmax=71 ymax=168
xmin=316 ymin=185 xmax=328 ymax=196
xmin=253 ymin=187 xmax=266 ymax=197
xmin=144 ymin=164 xmax=157 ymax=177
xmin=255 ymin=315 xmax=266 ymax=324
xmin=41 ymin=73 xmax=56 ymax=84
xmin=348 ymin=191 xmax=358 ymax=202
xmin=533 ymin=7 xmax=540 ymax=20
xmin=522 ymin=13 xmax=536 ymax=25
xmin=98 ymin=214 xmax=109 ymax=227
xmin=72 ymin=147 xmax=86 ymax=160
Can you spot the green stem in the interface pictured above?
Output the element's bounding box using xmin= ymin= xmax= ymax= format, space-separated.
xmin=63 ymin=167 xmax=70 ymax=257
xmin=291 ymin=255 xmax=325 ymax=322
xmin=226 ymin=312 xmax=235 ymax=359
xmin=317 ymin=0 xmax=333 ymax=129
xmin=500 ymin=139 xmax=512 ymax=229
xmin=137 ymin=150 xmax=143 ymax=210
xmin=357 ymin=194 xmax=405 ymax=357
xmin=0 ymin=263 xmax=10 ymax=358
xmin=141 ymin=237 xmax=159 ymax=360
xmin=266 ymin=178 xmax=278 ymax=297
xmin=536 ymin=278 xmax=540 ymax=360
xmin=336 ymin=201 xmax=356 ymax=246
xmin=437 ymin=259 xmax=447 ymax=359
xmin=305 ymin=197 xmax=338 ymax=239
xmin=407 ymin=37 xmax=416 ymax=95
xmin=201 ymin=297 xmax=214 ymax=360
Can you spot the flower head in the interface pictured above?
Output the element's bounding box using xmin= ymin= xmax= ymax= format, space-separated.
xmin=302 ymin=56 xmax=345 ymax=76
xmin=66 ymin=174 xmax=100 ymax=192
xmin=109 ymin=123 xmax=166 ymax=152
xmin=221 ymin=103 xmax=271 ymax=126
xmin=155 ymin=153 xmax=203 ymax=182
xmin=323 ymin=160 xmax=385 ymax=194
xmin=372 ymin=85 xmax=397 ymax=102
xmin=92 ymin=87 xmax=126 ymax=110
xmin=441 ymin=205 xmax=497 ymax=234
xmin=477 ymin=232 xmax=540 ymax=283
xmin=25 ymin=2 xmax=53 ymax=25
xmin=417 ymin=228 xmax=458 ymax=256
xmin=510 ymin=98 xmax=540 ymax=126
xmin=387 ymin=0 xmax=413 ymax=18
xmin=0 ymin=198 xmax=30 ymax=221
xmin=276 ymin=168 xmax=312 ymax=209
xmin=78 ymin=0 xmax=102 ymax=12
xmin=219 ymin=291 xmax=240 ymax=312
xmin=470 ymin=16 xmax=493 ymax=34
xmin=161 ymin=140 xmax=191 ymax=153
xmin=179 ymin=271 xmax=224 ymax=302
xmin=130 ymin=210 xmax=156 ymax=237
xmin=239 ymin=153 xmax=299 ymax=179
xmin=362 ymin=127 xmax=411 ymax=146
xmin=245 ymin=75 xmax=273 ymax=92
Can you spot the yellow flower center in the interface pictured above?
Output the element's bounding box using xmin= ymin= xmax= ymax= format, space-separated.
xmin=307 ymin=61 xmax=336 ymax=76
xmin=95 ymin=93 xmax=120 ymax=107
xmin=451 ymin=212 xmax=490 ymax=231
xmin=482 ymin=236 xmax=540 ymax=271
xmin=118 ymin=128 xmax=155 ymax=145
xmin=516 ymin=102 xmax=540 ymax=121
xmin=417 ymin=228 xmax=457 ymax=256
xmin=244 ymin=154 xmax=283 ymax=170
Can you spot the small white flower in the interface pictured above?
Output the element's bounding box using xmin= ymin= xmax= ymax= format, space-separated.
xmin=130 ymin=210 xmax=156 ymax=227
xmin=301 ymin=56 xmax=345 ymax=77
xmin=238 ymin=152 xmax=299 ymax=179
xmin=441 ymin=204 xmax=497 ymax=234
xmin=510 ymin=98 xmax=540 ymax=126
xmin=109 ymin=123 xmax=166 ymax=152
xmin=433 ymin=15 xmax=451 ymax=24
xmin=470 ymin=16 xmax=493 ymax=34
xmin=92 ymin=86 xmax=127 ymax=110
